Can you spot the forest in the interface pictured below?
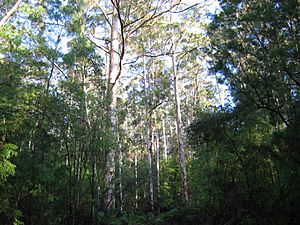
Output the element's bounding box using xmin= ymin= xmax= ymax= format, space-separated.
xmin=0 ymin=0 xmax=299 ymax=224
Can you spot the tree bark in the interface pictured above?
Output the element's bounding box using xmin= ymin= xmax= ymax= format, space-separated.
xmin=91 ymin=154 xmax=99 ymax=220
xmin=155 ymin=128 xmax=160 ymax=197
xmin=134 ymin=146 xmax=138 ymax=208
xmin=144 ymin=54 xmax=154 ymax=210
xmin=146 ymin=123 xmax=154 ymax=209
xmin=104 ymin=1 xmax=121 ymax=209
xmin=119 ymin=149 xmax=123 ymax=211
xmin=172 ymin=50 xmax=189 ymax=202
xmin=162 ymin=118 xmax=168 ymax=160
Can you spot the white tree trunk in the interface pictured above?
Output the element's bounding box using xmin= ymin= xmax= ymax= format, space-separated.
xmin=162 ymin=119 xmax=168 ymax=160
xmin=143 ymin=54 xmax=154 ymax=210
xmin=146 ymin=124 xmax=154 ymax=209
xmin=134 ymin=147 xmax=138 ymax=208
xmin=104 ymin=1 xmax=121 ymax=209
xmin=155 ymin=129 xmax=160 ymax=195
xmin=119 ymin=150 xmax=123 ymax=211
xmin=172 ymin=51 xmax=189 ymax=202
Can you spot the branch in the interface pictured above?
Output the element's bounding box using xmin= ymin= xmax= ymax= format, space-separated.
xmin=127 ymin=0 xmax=182 ymax=37
xmin=110 ymin=0 xmax=126 ymax=89
xmin=176 ymin=46 xmax=199 ymax=70
xmin=124 ymin=46 xmax=198 ymax=66
xmin=0 ymin=82 xmax=13 ymax=88
xmin=0 ymin=0 xmax=22 ymax=27
xmin=148 ymin=101 xmax=165 ymax=114
xmin=170 ymin=3 xmax=200 ymax=13
xmin=97 ymin=2 xmax=112 ymax=27
xmin=124 ymin=51 xmax=171 ymax=65
xmin=85 ymin=33 xmax=110 ymax=54
xmin=43 ymin=22 xmax=64 ymax=27
xmin=284 ymin=69 xmax=300 ymax=88
xmin=24 ymin=30 xmax=67 ymax=78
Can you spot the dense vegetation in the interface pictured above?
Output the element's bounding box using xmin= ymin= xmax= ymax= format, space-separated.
xmin=0 ymin=0 xmax=299 ymax=225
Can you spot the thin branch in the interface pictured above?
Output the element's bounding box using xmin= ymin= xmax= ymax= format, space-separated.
xmin=43 ymin=22 xmax=65 ymax=27
xmin=170 ymin=3 xmax=200 ymax=13
xmin=284 ymin=69 xmax=300 ymax=88
xmin=24 ymin=30 xmax=67 ymax=78
xmin=124 ymin=46 xmax=199 ymax=65
xmin=0 ymin=82 xmax=13 ymax=88
xmin=176 ymin=46 xmax=199 ymax=70
xmin=47 ymin=36 xmax=59 ymax=91
xmin=148 ymin=101 xmax=165 ymax=114
xmin=85 ymin=33 xmax=110 ymax=54
xmin=97 ymin=2 xmax=112 ymax=27
xmin=0 ymin=0 xmax=22 ymax=27
xmin=123 ymin=0 xmax=160 ymax=29
xmin=127 ymin=0 xmax=182 ymax=37
xmin=86 ymin=33 xmax=109 ymax=43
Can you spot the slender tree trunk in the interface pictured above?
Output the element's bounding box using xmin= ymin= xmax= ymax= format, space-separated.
xmin=143 ymin=54 xmax=154 ymax=210
xmin=82 ymin=73 xmax=91 ymax=128
xmin=104 ymin=1 xmax=121 ymax=209
xmin=82 ymin=71 xmax=98 ymax=220
xmin=91 ymin=154 xmax=98 ymax=220
xmin=134 ymin=147 xmax=138 ymax=208
xmin=170 ymin=123 xmax=173 ymax=138
xmin=162 ymin=119 xmax=168 ymax=160
xmin=169 ymin=11 xmax=188 ymax=200
xmin=172 ymin=50 xmax=189 ymax=202
xmin=119 ymin=150 xmax=123 ymax=211
xmin=65 ymin=112 xmax=73 ymax=224
xmin=155 ymin=129 xmax=160 ymax=198
xmin=76 ymin=144 xmax=82 ymax=210
xmin=146 ymin=123 xmax=154 ymax=209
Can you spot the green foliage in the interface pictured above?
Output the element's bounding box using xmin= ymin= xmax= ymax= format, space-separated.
xmin=159 ymin=156 xmax=182 ymax=208
xmin=98 ymin=208 xmax=204 ymax=225
xmin=186 ymin=1 xmax=300 ymax=224
xmin=207 ymin=0 xmax=299 ymax=126
xmin=189 ymin=106 xmax=299 ymax=224
xmin=1 ymin=0 xmax=299 ymax=225
xmin=0 ymin=143 xmax=17 ymax=180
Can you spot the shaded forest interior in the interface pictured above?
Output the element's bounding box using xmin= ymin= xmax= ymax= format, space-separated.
xmin=0 ymin=0 xmax=299 ymax=224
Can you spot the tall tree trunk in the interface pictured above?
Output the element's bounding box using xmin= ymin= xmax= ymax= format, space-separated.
xmin=162 ymin=118 xmax=168 ymax=160
xmin=144 ymin=54 xmax=154 ymax=210
xmin=117 ymin=119 xmax=124 ymax=212
xmin=172 ymin=51 xmax=189 ymax=202
xmin=134 ymin=146 xmax=138 ymax=208
xmin=104 ymin=1 xmax=121 ymax=209
xmin=75 ymin=143 xmax=82 ymax=211
xmin=91 ymin=154 xmax=99 ymax=221
xmin=155 ymin=128 xmax=160 ymax=198
xmin=119 ymin=149 xmax=123 ymax=211
xmin=146 ymin=123 xmax=154 ymax=209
